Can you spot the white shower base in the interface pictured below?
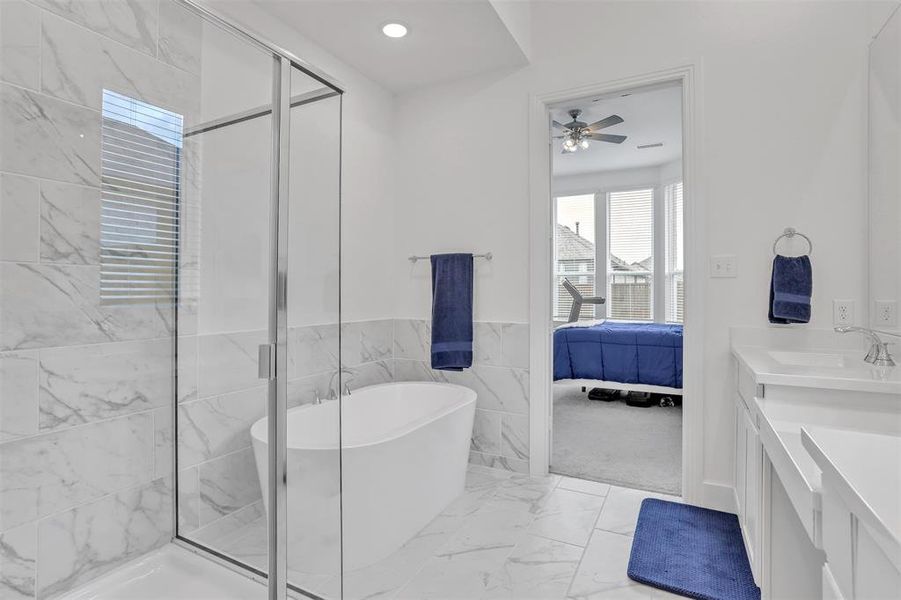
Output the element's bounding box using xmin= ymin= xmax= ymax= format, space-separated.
xmin=59 ymin=544 xmax=264 ymax=600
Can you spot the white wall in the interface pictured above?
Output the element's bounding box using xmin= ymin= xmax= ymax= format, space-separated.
xmin=868 ymin=5 xmax=900 ymax=329
xmin=392 ymin=1 xmax=875 ymax=509
xmin=553 ymin=160 xmax=683 ymax=196
xmin=201 ymin=0 xmax=397 ymax=323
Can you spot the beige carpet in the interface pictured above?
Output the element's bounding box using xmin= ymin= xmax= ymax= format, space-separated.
xmin=551 ymin=384 xmax=682 ymax=495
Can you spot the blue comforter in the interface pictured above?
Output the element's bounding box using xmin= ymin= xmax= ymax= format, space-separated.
xmin=554 ymin=322 xmax=683 ymax=388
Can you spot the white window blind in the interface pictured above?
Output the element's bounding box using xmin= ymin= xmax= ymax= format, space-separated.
xmin=100 ymin=90 xmax=183 ymax=304
xmin=607 ymin=188 xmax=654 ymax=321
xmin=554 ymin=194 xmax=596 ymax=320
xmin=665 ymin=181 xmax=684 ymax=323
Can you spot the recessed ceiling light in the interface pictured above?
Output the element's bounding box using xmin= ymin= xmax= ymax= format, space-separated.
xmin=382 ymin=22 xmax=408 ymax=38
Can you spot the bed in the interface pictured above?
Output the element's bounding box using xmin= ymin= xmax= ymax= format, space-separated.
xmin=553 ymin=321 xmax=683 ymax=393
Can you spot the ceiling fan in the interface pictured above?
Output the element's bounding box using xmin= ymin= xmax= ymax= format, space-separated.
xmin=553 ymin=109 xmax=627 ymax=153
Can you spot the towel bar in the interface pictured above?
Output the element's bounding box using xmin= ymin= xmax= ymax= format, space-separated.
xmin=408 ymin=252 xmax=493 ymax=263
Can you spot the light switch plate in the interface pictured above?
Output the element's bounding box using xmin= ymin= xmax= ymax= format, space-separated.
xmin=710 ymin=254 xmax=737 ymax=278
xmin=833 ymin=299 xmax=854 ymax=326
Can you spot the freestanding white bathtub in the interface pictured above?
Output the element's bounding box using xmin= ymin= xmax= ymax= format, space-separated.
xmin=250 ymin=381 xmax=476 ymax=574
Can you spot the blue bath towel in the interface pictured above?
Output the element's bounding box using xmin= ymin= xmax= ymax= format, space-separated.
xmin=769 ymin=255 xmax=812 ymax=324
xmin=430 ymin=253 xmax=474 ymax=371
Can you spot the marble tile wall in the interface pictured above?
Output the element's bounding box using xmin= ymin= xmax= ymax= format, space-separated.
xmin=176 ymin=328 xmax=267 ymax=538
xmin=393 ymin=319 xmax=531 ymax=474
xmin=178 ymin=318 xmax=530 ymax=550
xmin=177 ymin=320 xmax=396 ymax=544
xmin=0 ymin=2 xmax=201 ymax=598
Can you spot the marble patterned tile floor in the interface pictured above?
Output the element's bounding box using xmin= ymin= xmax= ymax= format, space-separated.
xmin=212 ymin=466 xmax=684 ymax=600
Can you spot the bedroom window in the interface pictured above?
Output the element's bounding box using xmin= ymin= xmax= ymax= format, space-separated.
xmin=99 ymin=90 xmax=183 ymax=304
xmin=554 ymin=193 xmax=597 ymax=320
xmin=553 ymin=183 xmax=683 ymax=323
xmin=665 ymin=181 xmax=684 ymax=323
xmin=606 ymin=188 xmax=654 ymax=321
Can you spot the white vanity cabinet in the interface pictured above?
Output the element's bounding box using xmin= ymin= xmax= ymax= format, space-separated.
xmin=821 ymin=473 xmax=901 ymax=600
xmin=734 ymin=367 xmax=763 ymax=582
xmin=804 ymin=429 xmax=901 ymax=600
xmin=731 ymin=344 xmax=901 ymax=600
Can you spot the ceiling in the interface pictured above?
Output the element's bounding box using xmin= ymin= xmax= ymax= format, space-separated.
xmin=552 ymin=84 xmax=683 ymax=177
xmin=253 ymin=1 xmax=529 ymax=93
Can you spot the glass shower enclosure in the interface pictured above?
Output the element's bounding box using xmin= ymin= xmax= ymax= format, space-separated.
xmin=0 ymin=0 xmax=341 ymax=597
xmin=171 ymin=4 xmax=343 ymax=600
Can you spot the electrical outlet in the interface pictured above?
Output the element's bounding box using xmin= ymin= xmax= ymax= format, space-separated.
xmin=833 ymin=300 xmax=854 ymax=326
xmin=874 ymin=300 xmax=897 ymax=326
xmin=710 ymin=254 xmax=737 ymax=278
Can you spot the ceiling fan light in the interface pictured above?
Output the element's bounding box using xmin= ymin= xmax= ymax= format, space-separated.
xmin=563 ymin=137 xmax=576 ymax=150
xmin=579 ymin=138 xmax=590 ymax=149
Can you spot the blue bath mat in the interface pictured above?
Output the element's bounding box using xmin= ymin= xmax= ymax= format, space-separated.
xmin=627 ymin=499 xmax=760 ymax=600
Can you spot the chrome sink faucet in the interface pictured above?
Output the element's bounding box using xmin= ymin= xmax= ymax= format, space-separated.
xmin=834 ymin=326 xmax=898 ymax=367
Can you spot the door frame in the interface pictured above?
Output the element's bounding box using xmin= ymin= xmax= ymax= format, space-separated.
xmin=528 ymin=65 xmax=706 ymax=504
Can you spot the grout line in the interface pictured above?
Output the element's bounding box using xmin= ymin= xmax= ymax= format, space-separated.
xmin=0 ymin=78 xmax=101 ymax=116
xmin=2 ymin=403 xmax=163 ymax=446
xmin=26 ymin=473 xmax=170 ymax=536
xmin=564 ymin=491 xmax=612 ymax=598
xmin=0 ymin=169 xmax=101 ymax=193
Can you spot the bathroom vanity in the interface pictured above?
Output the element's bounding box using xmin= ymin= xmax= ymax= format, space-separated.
xmin=729 ymin=6 xmax=901 ymax=598
xmin=730 ymin=344 xmax=900 ymax=599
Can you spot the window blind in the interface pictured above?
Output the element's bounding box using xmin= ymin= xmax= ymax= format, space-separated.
xmin=100 ymin=90 xmax=183 ymax=304
xmin=554 ymin=194 xmax=597 ymax=320
xmin=607 ymin=188 xmax=654 ymax=320
xmin=665 ymin=181 xmax=684 ymax=323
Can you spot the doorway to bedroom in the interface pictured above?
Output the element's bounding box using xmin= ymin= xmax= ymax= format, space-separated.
xmin=549 ymin=81 xmax=684 ymax=495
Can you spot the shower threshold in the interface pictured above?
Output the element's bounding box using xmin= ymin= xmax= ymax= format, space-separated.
xmin=58 ymin=544 xmax=265 ymax=600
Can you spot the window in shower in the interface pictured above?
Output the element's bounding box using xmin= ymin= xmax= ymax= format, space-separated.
xmin=99 ymin=89 xmax=183 ymax=304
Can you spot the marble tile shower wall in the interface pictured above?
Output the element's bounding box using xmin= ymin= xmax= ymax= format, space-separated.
xmin=0 ymin=1 xmax=201 ymax=598
xmin=175 ymin=320 xmax=396 ymax=545
xmin=393 ymin=319 xmax=531 ymax=473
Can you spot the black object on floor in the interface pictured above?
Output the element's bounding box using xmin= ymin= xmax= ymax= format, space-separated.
xmin=587 ymin=387 xmax=620 ymax=401
xmin=625 ymin=391 xmax=655 ymax=408
xmin=628 ymin=499 xmax=760 ymax=600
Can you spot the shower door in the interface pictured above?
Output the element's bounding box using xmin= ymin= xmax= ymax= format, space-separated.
xmin=173 ymin=14 xmax=278 ymax=591
xmin=172 ymin=4 xmax=344 ymax=599
xmin=282 ymin=65 xmax=344 ymax=599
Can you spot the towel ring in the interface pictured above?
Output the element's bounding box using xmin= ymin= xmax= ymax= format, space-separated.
xmin=772 ymin=227 xmax=812 ymax=256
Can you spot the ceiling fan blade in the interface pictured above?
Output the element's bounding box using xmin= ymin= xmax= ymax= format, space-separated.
xmin=552 ymin=120 xmax=570 ymax=130
xmin=588 ymin=133 xmax=627 ymax=144
xmin=588 ymin=114 xmax=624 ymax=130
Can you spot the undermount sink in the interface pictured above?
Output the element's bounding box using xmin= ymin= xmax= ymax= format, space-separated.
xmin=768 ymin=350 xmax=846 ymax=368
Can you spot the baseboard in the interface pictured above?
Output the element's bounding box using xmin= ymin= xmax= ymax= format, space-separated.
xmin=696 ymin=480 xmax=738 ymax=513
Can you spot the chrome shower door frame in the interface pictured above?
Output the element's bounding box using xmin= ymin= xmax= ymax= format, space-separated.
xmin=169 ymin=3 xmax=344 ymax=600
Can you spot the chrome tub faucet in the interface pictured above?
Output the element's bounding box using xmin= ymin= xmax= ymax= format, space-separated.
xmin=328 ymin=367 xmax=354 ymax=400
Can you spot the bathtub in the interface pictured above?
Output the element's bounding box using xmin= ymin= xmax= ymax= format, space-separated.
xmin=250 ymin=381 xmax=476 ymax=574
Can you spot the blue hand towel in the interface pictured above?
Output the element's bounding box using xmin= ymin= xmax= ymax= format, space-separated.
xmin=430 ymin=253 xmax=474 ymax=371
xmin=769 ymin=255 xmax=812 ymax=324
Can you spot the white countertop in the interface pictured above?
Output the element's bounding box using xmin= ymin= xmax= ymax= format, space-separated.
xmin=801 ymin=427 xmax=901 ymax=571
xmin=732 ymin=342 xmax=901 ymax=551
xmin=732 ymin=345 xmax=901 ymax=395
